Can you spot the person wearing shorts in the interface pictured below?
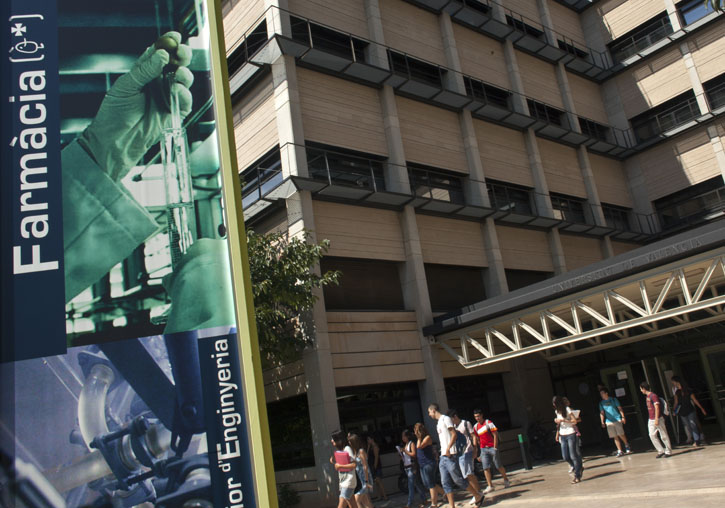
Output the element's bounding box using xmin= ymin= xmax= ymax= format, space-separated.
xmin=473 ymin=409 xmax=510 ymax=494
xmin=599 ymin=387 xmax=632 ymax=457
xmin=331 ymin=430 xmax=359 ymax=508
xmin=428 ymin=404 xmax=484 ymax=508
xmin=448 ymin=409 xmax=483 ymax=505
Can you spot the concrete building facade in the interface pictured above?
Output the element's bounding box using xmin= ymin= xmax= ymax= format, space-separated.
xmin=221 ymin=0 xmax=725 ymax=505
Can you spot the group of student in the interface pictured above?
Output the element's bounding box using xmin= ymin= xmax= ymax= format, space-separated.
xmin=330 ymin=404 xmax=511 ymax=508
xmin=553 ymin=375 xmax=708 ymax=486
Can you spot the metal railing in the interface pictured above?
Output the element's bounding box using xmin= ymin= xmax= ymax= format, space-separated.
xmin=306 ymin=147 xmax=386 ymax=192
xmin=632 ymin=93 xmax=701 ymax=143
xmin=608 ymin=14 xmax=673 ymax=64
xmin=705 ymin=78 xmax=725 ymax=111
xmin=657 ymin=186 xmax=725 ymax=232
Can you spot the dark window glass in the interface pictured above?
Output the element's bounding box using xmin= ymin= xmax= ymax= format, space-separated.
xmin=579 ymin=117 xmax=610 ymax=141
xmin=409 ymin=166 xmax=465 ymax=204
xmin=487 ymin=181 xmax=534 ymax=215
xmin=463 ymin=76 xmax=511 ymax=109
xmin=462 ymin=0 xmax=491 ymax=15
xmin=505 ymin=15 xmax=544 ymax=39
xmin=505 ymin=269 xmax=552 ymax=292
xmin=290 ymin=16 xmax=367 ymax=62
xmin=306 ymin=146 xmax=386 ymax=192
xmin=320 ymin=257 xmax=405 ymax=310
xmin=630 ymin=90 xmax=699 ymax=142
xmin=425 ymin=264 xmax=486 ymax=312
xmin=551 ymin=194 xmax=587 ymax=223
xmin=704 ymin=73 xmax=725 ymax=110
xmin=388 ymin=50 xmax=444 ymax=87
xmin=527 ymin=99 xmax=564 ymax=126
xmin=337 ymin=382 xmax=423 ymax=453
xmin=654 ymin=177 xmax=725 ymax=231
xmin=444 ymin=374 xmax=511 ymax=430
xmin=267 ymin=395 xmax=315 ymax=470
xmin=602 ymin=204 xmax=631 ymax=231
xmin=227 ymin=20 xmax=268 ymax=75
xmin=557 ymin=39 xmax=589 ymax=59
xmin=240 ymin=148 xmax=282 ymax=210
xmin=678 ymin=0 xmax=716 ymax=25
xmin=607 ymin=13 xmax=672 ymax=63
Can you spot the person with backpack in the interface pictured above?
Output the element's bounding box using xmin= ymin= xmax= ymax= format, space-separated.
xmin=473 ymin=408 xmax=511 ymax=494
xmin=447 ymin=409 xmax=483 ymax=504
xmin=671 ymin=376 xmax=707 ymax=447
xmin=639 ymin=382 xmax=673 ymax=458
xmin=428 ymin=404 xmax=485 ymax=508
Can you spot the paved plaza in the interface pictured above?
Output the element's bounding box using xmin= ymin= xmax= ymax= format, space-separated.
xmin=381 ymin=440 xmax=725 ymax=507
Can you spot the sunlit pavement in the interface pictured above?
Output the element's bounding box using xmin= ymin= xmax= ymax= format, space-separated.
xmin=379 ymin=440 xmax=725 ymax=507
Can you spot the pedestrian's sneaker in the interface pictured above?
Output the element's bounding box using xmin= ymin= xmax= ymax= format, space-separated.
xmin=483 ymin=485 xmax=495 ymax=494
xmin=616 ymin=450 xmax=623 ymax=457
xmin=503 ymin=478 xmax=511 ymax=488
xmin=568 ymin=465 xmax=574 ymax=473
xmin=664 ymin=452 xmax=672 ymax=458
xmin=655 ymin=452 xmax=665 ymax=459
xmin=469 ymin=496 xmax=477 ymax=505
xmin=625 ymin=447 xmax=632 ymax=454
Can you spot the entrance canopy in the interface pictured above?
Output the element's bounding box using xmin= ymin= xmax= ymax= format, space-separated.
xmin=424 ymin=221 xmax=725 ymax=367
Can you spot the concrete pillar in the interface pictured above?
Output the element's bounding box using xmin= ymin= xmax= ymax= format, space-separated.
xmin=271 ymin=55 xmax=308 ymax=178
xmin=707 ymin=125 xmax=725 ymax=183
xmin=664 ymin=0 xmax=684 ymax=32
xmin=679 ymin=42 xmax=709 ymax=115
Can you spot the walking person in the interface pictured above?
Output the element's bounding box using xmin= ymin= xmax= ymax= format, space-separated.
xmin=671 ymin=376 xmax=707 ymax=447
xmin=398 ymin=429 xmax=427 ymax=508
xmin=349 ymin=434 xmax=375 ymax=508
xmin=553 ymin=396 xmax=583 ymax=483
xmin=414 ymin=423 xmax=446 ymax=507
xmin=599 ymin=387 xmax=632 ymax=456
xmin=639 ymin=382 xmax=673 ymax=458
xmin=447 ymin=409 xmax=483 ymax=505
xmin=472 ymin=408 xmax=510 ymax=495
xmin=366 ymin=434 xmax=388 ymax=502
xmin=428 ymin=404 xmax=485 ymax=508
xmin=331 ymin=430 xmax=360 ymax=508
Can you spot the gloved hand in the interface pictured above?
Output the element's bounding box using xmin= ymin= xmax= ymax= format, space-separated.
xmin=79 ymin=31 xmax=194 ymax=182
xmin=163 ymin=239 xmax=236 ymax=334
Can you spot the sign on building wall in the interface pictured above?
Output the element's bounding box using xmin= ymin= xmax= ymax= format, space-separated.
xmin=1 ymin=0 xmax=270 ymax=506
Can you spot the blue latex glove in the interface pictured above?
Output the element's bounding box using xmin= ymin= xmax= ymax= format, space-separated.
xmin=79 ymin=31 xmax=193 ymax=182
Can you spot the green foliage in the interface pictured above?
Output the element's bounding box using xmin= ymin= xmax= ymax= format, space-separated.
xmin=246 ymin=229 xmax=340 ymax=366
xmin=277 ymin=483 xmax=301 ymax=508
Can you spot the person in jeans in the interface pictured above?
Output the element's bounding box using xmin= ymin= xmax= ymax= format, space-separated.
xmin=598 ymin=387 xmax=632 ymax=457
xmin=414 ymin=423 xmax=446 ymax=507
xmin=672 ymin=376 xmax=707 ymax=447
xmin=639 ymin=382 xmax=673 ymax=458
xmin=473 ymin=408 xmax=511 ymax=494
xmin=553 ymin=396 xmax=583 ymax=484
xmin=428 ymin=404 xmax=484 ymax=508
xmin=399 ymin=429 xmax=427 ymax=508
xmin=447 ymin=409 xmax=483 ymax=505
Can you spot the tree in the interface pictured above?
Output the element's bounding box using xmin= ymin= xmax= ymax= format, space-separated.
xmin=246 ymin=229 xmax=340 ymax=367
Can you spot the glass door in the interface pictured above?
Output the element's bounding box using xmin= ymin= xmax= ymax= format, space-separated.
xmin=701 ymin=345 xmax=725 ymax=439
xmin=600 ymin=364 xmax=647 ymax=440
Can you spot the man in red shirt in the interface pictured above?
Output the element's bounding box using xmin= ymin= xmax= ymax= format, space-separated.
xmin=639 ymin=382 xmax=672 ymax=458
xmin=473 ymin=409 xmax=511 ymax=494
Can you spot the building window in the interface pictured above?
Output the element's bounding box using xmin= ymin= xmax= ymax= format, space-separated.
xmin=338 ymin=382 xmax=424 ymax=453
xmin=266 ymin=395 xmax=315 ymax=470
xmin=388 ymin=50 xmax=445 ymax=88
xmin=487 ymin=180 xmax=535 ymax=215
xmin=677 ymin=0 xmax=716 ymax=25
xmin=320 ymin=257 xmax=406 ymax=311
xmin=444 ymin=374 xmax=511 ymax=430
xmin=409 ymin=166 xmax=465 ymax=204
xmin=579 ymin=117 xmax=610 ymax=142
xmin=527 ymin=99 xmax=565 ymax=126
xmin=505 ymin=269 xmax=552 ymax=292
xmin=630 ymin=90 xmax=699 ymax=142
xmin=654 ymin=177 xmax=725 ymax=231
xmin=602 ymin=204 xmax=632 ymax=231
xmin=557 ymin=39 xmax=589 ymax=59
xmin=461 ymin=0 xmax=492 ymax=15
xmin=551 ymin=194 xmax=587 ymax=223
xmin=227 ymin=20 xmax=268 ymax=75
xmin=704 ymin=73 xmax=725 ymax=111
xmin=425 ymin=264 xmax=486 ymax=312
xmin=463 ymin=76 xmax=511 ymax=109
xmin=607 ymin=13 xmax=673 ymax=63
xmin=240 ymin=148 xmax=282 ymax=210
xmin=290 ymin=16 xmax=367 ymax=62
xmin=306 ymin=145 xmax=386 ymax=192
xmin=505 ymin=15 xmax=544 ymax=39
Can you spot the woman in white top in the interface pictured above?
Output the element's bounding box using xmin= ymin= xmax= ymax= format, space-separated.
xmin=553 ymin=395 xmax=583 ymax=483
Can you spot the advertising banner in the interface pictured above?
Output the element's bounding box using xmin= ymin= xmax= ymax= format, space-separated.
xmin=1 ymin=1 xmax=269 ymax=506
